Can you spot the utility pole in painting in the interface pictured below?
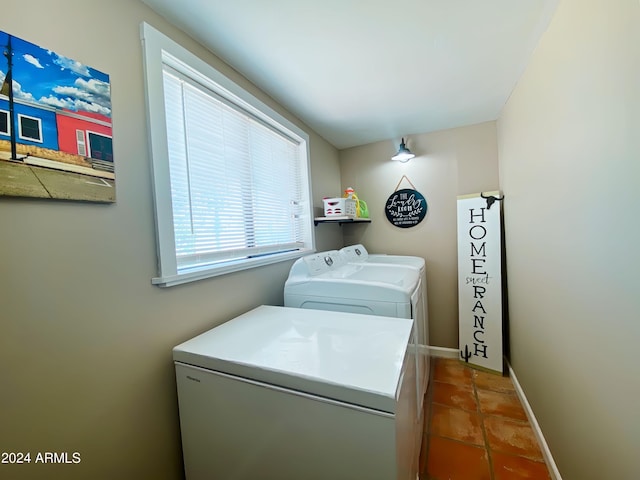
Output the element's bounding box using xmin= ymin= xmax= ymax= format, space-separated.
xmin=1 ymin=34 xmax=19 ymax=161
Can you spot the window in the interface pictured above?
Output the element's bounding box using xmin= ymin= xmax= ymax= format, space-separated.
xmin=87 ymin=131 xmax=113 ymax=161
xmin=18 ymin=114 xmax=42 ymax=142
xmin=76 ymin=129 xmax=87 ymax=156
xmin=141 ymin=23 xmax=314 ymax=287
xmin=0 ymin=110 xmax=9 ymax=135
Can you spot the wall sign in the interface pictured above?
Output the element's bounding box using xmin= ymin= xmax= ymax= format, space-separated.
xmin=457 ymin=191 xmax=505 ymax=374
xmin=385 ymin=176 xmax=427 ymax=228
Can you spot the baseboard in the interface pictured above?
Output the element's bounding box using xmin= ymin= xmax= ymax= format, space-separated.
xmin=424 ymin=347 xmax=562 ymax=479
xmin=507 ymin=362 xmax=563 ymax=480
xmin=423 ymin=345 xmax=459 ymax=358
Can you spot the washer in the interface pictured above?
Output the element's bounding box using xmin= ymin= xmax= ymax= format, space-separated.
xmin=283 ymin=250 xmax=426 ymax=445
xmin=340 ymin=244 xmax=430 ymax=388
xmin=174 ymin=305 xmax=418 ymax=480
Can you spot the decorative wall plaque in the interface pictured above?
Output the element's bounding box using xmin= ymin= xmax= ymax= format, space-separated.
xmin=384 ymin=175 xmax=427 ymax=228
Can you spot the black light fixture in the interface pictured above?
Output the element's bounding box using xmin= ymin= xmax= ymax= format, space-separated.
xmin=391 ymin=137 xmax=416 ymax=162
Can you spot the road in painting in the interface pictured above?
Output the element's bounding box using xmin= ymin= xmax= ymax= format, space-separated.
xmin=0 ymin=30 xmax=115 ymax=202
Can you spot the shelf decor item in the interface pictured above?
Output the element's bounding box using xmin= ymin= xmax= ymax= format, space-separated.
xmin=323 ymin=197 xmax=357 ymax=218
xmin=0 ymin=29 xmax=115 ymax=203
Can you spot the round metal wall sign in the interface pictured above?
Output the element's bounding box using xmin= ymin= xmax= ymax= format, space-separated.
xmin=384 ymin=188 xmax=427 ymax=228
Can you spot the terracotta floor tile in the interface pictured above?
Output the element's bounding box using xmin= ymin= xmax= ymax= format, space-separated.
xmin=432 ymin=380 xmax=478 ymax=411
xmin=433 ymin=358 xmax=473 ymax=387
xmin=492 ymin=451 xmax=551 ymax=480
xmin=473 ymin=369 xmax=516 ymax=394
xmin=484 ymin=416 xmax=544 ymax=461
xmin=425 ymin=435 xmax=491 ymax=480
xmin=477 ymin=388 xmax=528 ymax=421
xmin=430 ymin=404 xmax=484 ymax=445
xmin=421 ymin=357 xmax=553 ymax=480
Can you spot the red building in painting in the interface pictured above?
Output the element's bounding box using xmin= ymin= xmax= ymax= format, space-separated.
xmin=56 ymin=109 xmax=113 ymax=163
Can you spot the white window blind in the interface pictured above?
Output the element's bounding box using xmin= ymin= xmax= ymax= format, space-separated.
xmin=163 ymin=67 xmax=305 ymax=271
xmin=141 ymin=23 xmax=314 ymax=287
xmin=76 ymin=129 xmax=87 ymax=156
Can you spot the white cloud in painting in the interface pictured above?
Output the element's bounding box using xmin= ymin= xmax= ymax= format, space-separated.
xmin=40 ymin=94 xmax=111 ymax=116
xmin=55 ymin=78 xmax=111 ymax=105
xmin=51 ymin=52 xmax=91 ymax=77
xmin=23 ymin=54 xmax=44 ymax=69
xmin=74 ymin=78 xmax=110 ymax=103
xmin=0 ymin=70 xmax=37 ymax=102
xmin=13 ymin=81 xmax=36 ymax=102
xmin=39 ymin=77 xmax=111 ymax=116
xmin=2 ymin=65 xmax=111 ymax=117
xmin=72 ymin=99 xmax=111 ymax=116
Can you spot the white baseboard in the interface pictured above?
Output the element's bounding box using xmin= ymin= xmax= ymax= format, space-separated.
xmin=423 ymin=345 xmax=459 ymax=358
xmin=507 ymin=362 xmax=563 ymax=480
xmin=423 ymin=347 xmax=562 ymax=479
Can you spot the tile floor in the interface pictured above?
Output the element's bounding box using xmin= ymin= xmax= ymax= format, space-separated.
xmin=419 ymin=357 xmax=552 ymax=480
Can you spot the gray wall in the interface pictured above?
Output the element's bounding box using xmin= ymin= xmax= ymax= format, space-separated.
xmin=497 ymin=0 xmax=640 ymax=478
xmin=0 ymin=1 xmax=342 ymax=479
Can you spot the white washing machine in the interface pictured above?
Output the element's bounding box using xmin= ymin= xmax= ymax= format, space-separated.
xmin=340 ymin=244 xmax=430 ymax=390
xmin=174 ymin=305 xmax=418 ymax=480
xmin=283 ymin=250 xmax=426 ymax=453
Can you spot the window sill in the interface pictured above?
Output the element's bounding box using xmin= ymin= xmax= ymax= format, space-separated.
xmin=152 ymin=249 xmax=312 ymax=287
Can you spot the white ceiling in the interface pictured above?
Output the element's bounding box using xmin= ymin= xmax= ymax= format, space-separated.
xmin=142 ymin=0 xmax=558 ymax=149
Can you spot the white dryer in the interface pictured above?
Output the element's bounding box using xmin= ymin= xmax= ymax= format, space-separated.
xmin=284 ymin=250 xmax=427 ymax=422
xmin=340 ymin=244 xmax=430 ymax=393
xmin=174 ymin=305 xmax=419 ymax=480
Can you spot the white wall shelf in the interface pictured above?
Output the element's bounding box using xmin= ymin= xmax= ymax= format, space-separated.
xmin=314 ymin=216 xmax=371 ymax=227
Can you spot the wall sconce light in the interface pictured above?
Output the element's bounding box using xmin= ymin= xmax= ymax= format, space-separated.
xmin=391 ymin=138 xmax=416 ymax=162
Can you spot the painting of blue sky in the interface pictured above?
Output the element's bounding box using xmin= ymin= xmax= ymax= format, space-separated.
xmin=0 ymin=30 xmax=111 ymax=117
xmin=0 ymin=30 xmax=115 ymax=203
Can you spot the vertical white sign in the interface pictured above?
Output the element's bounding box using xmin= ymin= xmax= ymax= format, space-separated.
xmin=457 ymin=192 xmax=504 ymax=374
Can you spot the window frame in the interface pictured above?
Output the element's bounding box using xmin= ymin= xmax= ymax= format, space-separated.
xmin=140 ymin=23 xmax=315 ymax=287
xmin=86 ymin=130 xmax=113 ymax=161
xmin=0 ymin=109 xmax=9 ymax=136
xmin=18 ymin=113 xmax=42 ymax=142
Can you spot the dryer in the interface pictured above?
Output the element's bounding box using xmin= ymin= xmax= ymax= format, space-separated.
xmin=284 ymin=250 xmax=427 ymax=422
xmin=340 ymin=244 xmax=430 ymax=392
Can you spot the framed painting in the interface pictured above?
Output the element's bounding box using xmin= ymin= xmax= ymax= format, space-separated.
xmin=0 ymin=30 xmax=115 ymax=203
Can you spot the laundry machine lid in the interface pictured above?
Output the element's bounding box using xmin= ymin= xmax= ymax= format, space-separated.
xmin=341 ymin=244 xmax=425 ymax=271
xmin=285 ymin=252 xmax=420 ymax=303
xmin=365 ymin=254 xmax=425 ymax=269
xmin=173 ymin=305 xmax=412 ymax=413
